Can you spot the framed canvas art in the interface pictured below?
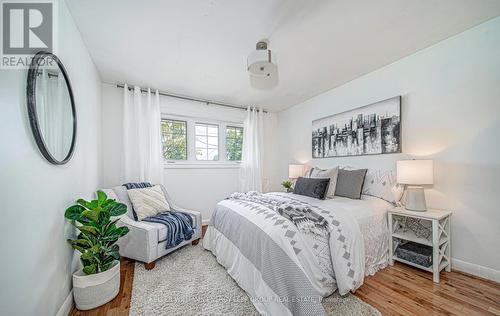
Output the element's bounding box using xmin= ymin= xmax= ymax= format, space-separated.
xmin=312 ymin=96 xmax=401 ymax=158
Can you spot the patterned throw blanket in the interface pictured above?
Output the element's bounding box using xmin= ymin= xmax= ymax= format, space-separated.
xmin=143 ymin=211 xmax=194 ymax=249
xmin=229 ymin=192 xmax=330 ymax=236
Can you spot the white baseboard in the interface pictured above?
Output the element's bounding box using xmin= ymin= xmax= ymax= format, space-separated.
xmin=56 ymin=290 xmax=74 ymax=316
xmin=452 ymin=258 xmax=500 ymax=283
xmin=202 ymin=219 xmax=210 ymax=225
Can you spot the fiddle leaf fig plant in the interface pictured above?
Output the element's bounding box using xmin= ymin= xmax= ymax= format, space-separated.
xmin=65 ymin=191 xmax=129 ymax=275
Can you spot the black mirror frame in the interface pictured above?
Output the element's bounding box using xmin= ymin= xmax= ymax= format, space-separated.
xmin=26 ymin=51 xmax=77 ymax=165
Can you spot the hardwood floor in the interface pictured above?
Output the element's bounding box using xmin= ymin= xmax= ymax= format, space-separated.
xmin=356 ymin=263 xmax=500 ymax=316
xmin=71 ymin=230 xmax=499 ymax=316
xmin=70 ymin=257 xmax=135 ymax=316
xmin=70 ymin=255 xmax=499 ymax=316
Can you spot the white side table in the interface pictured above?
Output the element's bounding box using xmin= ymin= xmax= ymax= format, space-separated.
xmin=388 ymin=207 xmax=452 ymax=283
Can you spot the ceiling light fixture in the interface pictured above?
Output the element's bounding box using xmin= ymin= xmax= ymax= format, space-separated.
xmin=247 ymin=39 xmax=277 ymax=78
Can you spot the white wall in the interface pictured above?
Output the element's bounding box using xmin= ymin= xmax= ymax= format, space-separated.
xmin=272 ymin=17 xmax=500 ymax=279
xmin=101 ymin=83 xmax=277 ymax=223
xmin=0 ymin=2 xmax=102 ymax=315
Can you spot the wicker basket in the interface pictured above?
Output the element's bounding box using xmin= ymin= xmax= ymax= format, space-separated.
xmin=72 ymin=261 xmax=120 ymax=310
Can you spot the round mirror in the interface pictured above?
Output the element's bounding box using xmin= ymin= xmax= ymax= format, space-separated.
xmin=27 ymin=51 xmax=76 ymax=165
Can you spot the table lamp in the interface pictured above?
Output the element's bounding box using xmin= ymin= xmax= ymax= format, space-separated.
xmin=396 ymin=160 xmax=433 ymax=211
xmin=288 ymin=164 xmax=305 ymax=180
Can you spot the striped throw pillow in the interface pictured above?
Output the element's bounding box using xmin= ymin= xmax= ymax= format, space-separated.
xmin=127 ymin=185 xmax=170 ymax=221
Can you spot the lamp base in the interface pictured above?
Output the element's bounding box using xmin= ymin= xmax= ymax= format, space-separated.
xmin=404 ymin=186 xmax=427 ymax=212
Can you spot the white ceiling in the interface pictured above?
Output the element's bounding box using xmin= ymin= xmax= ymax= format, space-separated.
xmin=66 ymin=0 xmax=500 ymax=112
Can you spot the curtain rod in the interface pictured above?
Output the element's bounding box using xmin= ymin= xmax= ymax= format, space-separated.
xmin=116 ymin=84 xmax=267 ymax=113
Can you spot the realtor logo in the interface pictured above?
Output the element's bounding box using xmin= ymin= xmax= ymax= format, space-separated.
xmin=1 ymin=0 xmax=56 ymax=69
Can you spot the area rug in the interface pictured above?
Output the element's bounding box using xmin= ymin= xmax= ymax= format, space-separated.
xmin=130 ymin=244 xmax=380 ymax=316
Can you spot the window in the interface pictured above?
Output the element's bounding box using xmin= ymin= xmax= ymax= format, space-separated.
xmin=226 ymin=126 xmax=243 ymax=161
xmin=161 ymin=119 xmax=187 ymax=160
xmin=195 ymin=123 xmax=219 ymax=161
xmin=161 ymin=116 xmax=243 ymax=167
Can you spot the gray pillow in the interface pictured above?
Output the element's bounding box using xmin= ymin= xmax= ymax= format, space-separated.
xmin=293 ymin=177 xmax=330 ymax=200
xmin=308 ymin=167 xmax=339 ymax=199
xmin=334 ymin=169 xmax=368 ymax=199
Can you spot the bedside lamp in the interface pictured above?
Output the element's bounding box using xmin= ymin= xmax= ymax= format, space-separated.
xmin=397 ymin=160 xmax=433 ymax=212
xmin=288 ymin=164 xmax=305 ymax=180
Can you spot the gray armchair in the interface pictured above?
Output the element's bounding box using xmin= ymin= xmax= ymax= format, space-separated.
xmin=101 ymin=185 xmax=202 ymax=270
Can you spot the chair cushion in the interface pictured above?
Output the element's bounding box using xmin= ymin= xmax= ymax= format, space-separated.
xmin=140 ymin=221 xmax=168 ymax=242
xmin=139 ymin=215 xmax=196 ymax=243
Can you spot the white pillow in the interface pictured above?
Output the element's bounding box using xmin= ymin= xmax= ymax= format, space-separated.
xmin=127 ymin=185 xmax=170 ymax=221
xmin=307 ymin=166 xmax=339 ymax=199
xmin=362 ymin=169 xmax=404 ymax=204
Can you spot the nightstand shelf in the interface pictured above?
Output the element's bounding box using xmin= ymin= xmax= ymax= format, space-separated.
xmin=388 ymin=207 xmax=452 ymax=283
xmin=391 ymin=230 xmax=448 ymax=247
xmin=392 ymin=231 xmax=432 ymax=246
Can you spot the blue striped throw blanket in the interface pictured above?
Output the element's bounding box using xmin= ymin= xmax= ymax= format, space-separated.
xmin=143 ymin=211 xmax=194 ymax=249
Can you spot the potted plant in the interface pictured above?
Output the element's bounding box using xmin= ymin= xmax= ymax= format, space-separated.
xmin=65 ymin=191 xmax=129 ymax=310
xmin=281 ymin=180 xmax=293 ymax=193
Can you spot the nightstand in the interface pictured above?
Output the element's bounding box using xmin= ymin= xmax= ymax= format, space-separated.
xmin=388 ymin=207 xmax=452 ymax=283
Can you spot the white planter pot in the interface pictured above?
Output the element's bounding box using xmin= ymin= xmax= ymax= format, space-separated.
xmin=72 ymin=261 xmax=120 ymax=310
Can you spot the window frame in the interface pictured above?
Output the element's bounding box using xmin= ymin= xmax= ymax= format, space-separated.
xmin=161 ymin=114 xmax=242 ymax=169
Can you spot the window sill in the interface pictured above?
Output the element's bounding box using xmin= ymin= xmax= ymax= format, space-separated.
xmin=163 ymin=162 xmax=241 ymax=169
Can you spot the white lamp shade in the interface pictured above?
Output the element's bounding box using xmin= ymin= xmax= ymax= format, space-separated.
xmin=288 ymin=164 xmax=305 ymax=179
xmin=397 ymin=160 xmax=434 ymax=185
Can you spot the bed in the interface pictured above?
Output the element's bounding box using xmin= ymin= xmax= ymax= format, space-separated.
xmin=203 ymin=191 xmax=392 ymax=316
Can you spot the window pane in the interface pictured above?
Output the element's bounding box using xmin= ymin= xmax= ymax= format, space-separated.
xmin=226 ymin=126 xmax=243 ymax=161
xmin=208 ymin=148 xmax=218 ymax=161
xmin=196 ymin=148 xmax=207 ymax=160
xmin=207 ymin=125 xmax=218 ymax=136
xmin=195 ymin=136 xmax=206 ymax=148
xmin=195 ymin=125 xmax=206 ymax=136
xmin=208 ymin=136 xmax=218 ymax=147
xmin=162 ymin=119 xmax=187 ymax=160
xmin=173 ymin=122 xmax=186 ymax=134
xmin=195 ymin=123 xmax=219 ymax=161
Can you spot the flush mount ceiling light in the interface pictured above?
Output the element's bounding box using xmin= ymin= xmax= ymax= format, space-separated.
xmin=247 ymin=39 xmax=278 ymax=89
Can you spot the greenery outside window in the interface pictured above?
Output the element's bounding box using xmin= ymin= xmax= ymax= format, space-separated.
xmin=226 ymin=126 xmax=243 ymax=161
xmin=161 ymin=119 xmax=187 ymax=160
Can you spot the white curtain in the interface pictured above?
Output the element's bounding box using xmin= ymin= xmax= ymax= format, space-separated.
xmin=122 ymin=84 xmax=163 ymax=184
xmin=239 ymin=107 xmax=264 ymax=192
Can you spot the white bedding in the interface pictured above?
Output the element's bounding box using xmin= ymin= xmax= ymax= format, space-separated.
xmin=319 ymin=195 xmax=392 ymax=276
xmin=270 ymin=193 xmax=391 ymax=280
xmin=203 ymin=192 xmax=392 ymax=315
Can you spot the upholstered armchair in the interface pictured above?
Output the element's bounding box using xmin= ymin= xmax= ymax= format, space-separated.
xmin=101 ymin=185 xmax=202 ymax=270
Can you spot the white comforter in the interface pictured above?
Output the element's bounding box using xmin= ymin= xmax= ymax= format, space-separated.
xmin=315 ymin=194 xmax=392 ymax=276
xmin=203 ymin=192 xmax=391 ymax=316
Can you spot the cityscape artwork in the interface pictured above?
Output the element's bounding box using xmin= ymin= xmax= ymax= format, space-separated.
xmin=312 ymin=96 xmax=401 ymax=158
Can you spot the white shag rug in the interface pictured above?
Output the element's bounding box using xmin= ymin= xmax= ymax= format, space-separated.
xmin=130 ymin=244 xmax=380 ymax=316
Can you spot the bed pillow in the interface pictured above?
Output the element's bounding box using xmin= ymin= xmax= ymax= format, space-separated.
xmin=307 ymin=167 xmax=339 ymax=199
xmin=334 ymin=168 xmax=368 ymax=199
xmin=362 ymin=169 xmax=404 ymax=204
xmin=293 ymin=177 xmax=330 ymax=200
xmin=127 ymin=185 xmax=170 ymax=221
